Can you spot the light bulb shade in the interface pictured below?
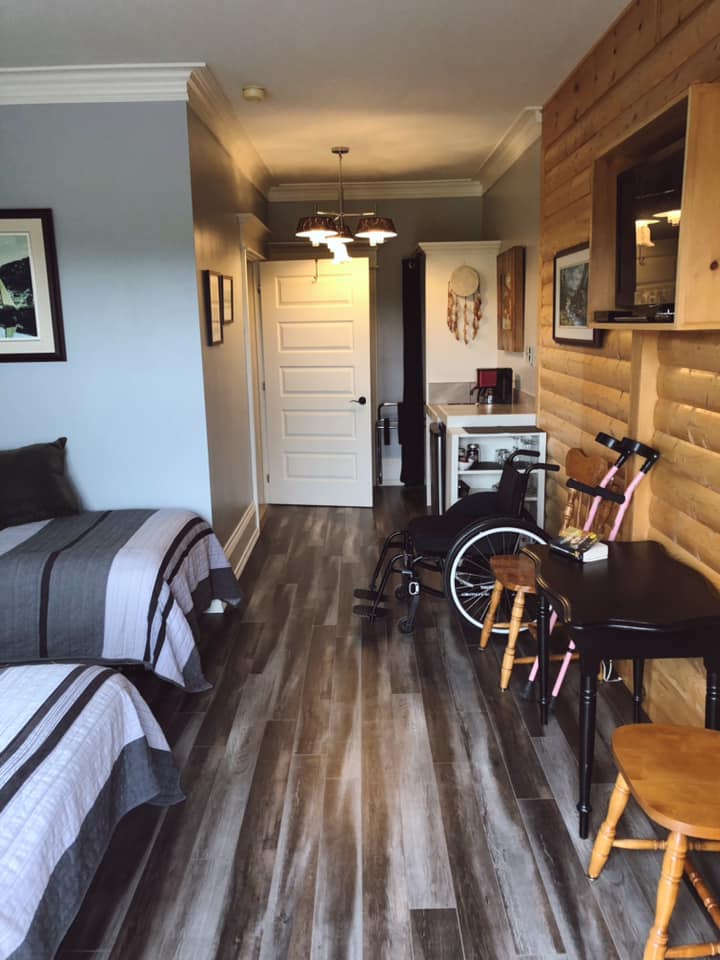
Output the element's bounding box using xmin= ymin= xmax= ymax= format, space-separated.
xmin=296 ymin=215 xmax=338 ymax=242
xmin=355 ymin=216 xmax=397 ymax=242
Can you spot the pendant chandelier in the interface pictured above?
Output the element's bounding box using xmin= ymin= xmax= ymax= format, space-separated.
xmin=295 ymin=147 xmax=397 ymax=262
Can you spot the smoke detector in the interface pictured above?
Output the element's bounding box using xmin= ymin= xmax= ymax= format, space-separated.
xmin=242 ymin=84 xmax=267 ymax=102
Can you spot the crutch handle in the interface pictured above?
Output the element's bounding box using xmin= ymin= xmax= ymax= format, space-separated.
xmin=621 ymin=437 xmax=661 ymax=471
xmin=595 ymin=432 xmax=624 ymax=452
xmin=567 ymin=478 xmax=625 ymax=504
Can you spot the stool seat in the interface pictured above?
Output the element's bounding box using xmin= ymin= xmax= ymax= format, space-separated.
xmin=489 ymin=554 xmax=537 ymax=594
xmin=614 ymin=724 xmax=720 ymax=840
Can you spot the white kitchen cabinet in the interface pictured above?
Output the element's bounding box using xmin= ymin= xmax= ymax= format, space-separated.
xmin=445 ymin=426 xmax=548 ymax=525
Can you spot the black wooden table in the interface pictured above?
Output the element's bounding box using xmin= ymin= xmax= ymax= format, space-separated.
xmin=523 ymin=540 xmax=720 ymax=838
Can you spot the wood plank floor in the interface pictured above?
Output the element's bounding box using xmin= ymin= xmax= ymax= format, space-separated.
xmin=60 ymin=488 xmax=719 ymax=959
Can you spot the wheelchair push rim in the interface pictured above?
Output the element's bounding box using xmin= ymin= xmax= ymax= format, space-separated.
xmin=444 ymin=518 xmax=549 ymax=632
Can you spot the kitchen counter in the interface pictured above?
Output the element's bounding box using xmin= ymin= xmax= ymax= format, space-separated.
xmin=426 ymin=397 xmax=537 ymax=428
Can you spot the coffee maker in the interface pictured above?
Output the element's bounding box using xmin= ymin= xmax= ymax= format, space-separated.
xmin=470 ymin=368 xmax=513 ymax=405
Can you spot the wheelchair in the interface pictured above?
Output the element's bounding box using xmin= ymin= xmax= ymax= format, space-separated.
xmin=353 ymin=450 xmax=559 ymax=634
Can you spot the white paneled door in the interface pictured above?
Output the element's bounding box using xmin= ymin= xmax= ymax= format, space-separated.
xmin=259 ymin=258 xmax=372 ymax=507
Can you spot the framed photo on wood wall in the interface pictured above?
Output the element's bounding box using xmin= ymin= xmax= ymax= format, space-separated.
xmin=553 ymin=243 xmax=601 ymax=347
xmin=497 ymin=245 xmax=525 ymax=352
xmin=0 ymin=209 xmax=66 ymax=362
xmin=202 ymin=270 xmax=223 ymax=346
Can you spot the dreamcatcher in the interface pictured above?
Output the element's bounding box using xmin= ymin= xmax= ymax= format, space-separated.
xmin=447 ymin=265 xmax=482 ymax=344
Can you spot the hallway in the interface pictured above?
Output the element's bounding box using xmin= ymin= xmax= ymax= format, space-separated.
xmin=61 ymin=489 xmax=718 ymax=959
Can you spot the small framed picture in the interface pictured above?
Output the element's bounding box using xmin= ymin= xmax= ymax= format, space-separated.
xmin=0 ymin=209 xmax=66 ymax=362
xmin=202 ymin=270 xmax=223 ymax=345
xmin=553 ymin=243 xmax=601 ymax=347
xmin=222 ymin=275 xmax=234 ymax=325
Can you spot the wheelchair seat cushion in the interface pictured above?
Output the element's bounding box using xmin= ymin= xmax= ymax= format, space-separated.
xmin=406 ymin=512 xmax=477 ymax=555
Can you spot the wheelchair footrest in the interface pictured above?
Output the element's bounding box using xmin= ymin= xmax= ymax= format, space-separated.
xmin=353 ymin=588 xmax=389 ymax=603
xmin=352 ymin=604 xmax=390 ymax=621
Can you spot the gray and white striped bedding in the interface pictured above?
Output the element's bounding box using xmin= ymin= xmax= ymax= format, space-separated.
xmin=0 ymin=663 xmax=183 ymax=960
xmin=0 ymin=509 xmax=243 ymax=691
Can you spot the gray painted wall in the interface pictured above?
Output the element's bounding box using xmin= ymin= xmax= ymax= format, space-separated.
xmin=0 ymin=102 xmax=213 ymax=517
xmin=481 ymin=140 xmax=541 ymax=396
xmin=187 ymin=107 xmax=268 ymax=545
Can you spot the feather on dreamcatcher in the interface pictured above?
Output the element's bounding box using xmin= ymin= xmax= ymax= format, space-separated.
xmin=447 ymin=265 xmax=482 ymax=343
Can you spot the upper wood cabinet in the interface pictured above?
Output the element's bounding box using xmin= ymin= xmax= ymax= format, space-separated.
xmin=589 ymin=83 xmax=720 ymax=332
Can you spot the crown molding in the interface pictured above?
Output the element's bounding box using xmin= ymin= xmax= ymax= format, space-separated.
xmin=418 ymin=241 xmax=502 ymax=254
xmin=478 ymin=107 xmax=542 ymax=194
xmin=0 ymin=63 xmax=204 ymax=104
xmin=268 ymin=178 xmax=484 ymax=203
xmin=187 ymin=68 xmax=271 ymax=196
xmin=0 ymin=63 xmax=272 ymax=197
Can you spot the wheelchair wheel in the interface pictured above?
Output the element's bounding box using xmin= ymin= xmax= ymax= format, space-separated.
xmin=444 ymin=517 xmax=549 ymax=632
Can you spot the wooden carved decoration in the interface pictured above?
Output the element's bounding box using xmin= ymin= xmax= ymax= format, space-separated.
xmin=497 ymin=246 xmax=525 ymax=352
xmin=447 ymin=265 xmax=482 ymax=344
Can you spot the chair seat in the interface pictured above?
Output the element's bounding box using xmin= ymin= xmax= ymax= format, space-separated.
xmin=490 ymin=554 xmax=537 ymax=593
xmin=613 ymin=724 xmax=720 ymax=840
xmin=407 ymin=513 xmax=476 ymax=555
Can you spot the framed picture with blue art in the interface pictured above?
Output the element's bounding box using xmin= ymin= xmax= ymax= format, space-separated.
xmin=552 ymin=243 xmax=601 ymax=347
xmin=0 ymin=209 xmax=66 ymax=362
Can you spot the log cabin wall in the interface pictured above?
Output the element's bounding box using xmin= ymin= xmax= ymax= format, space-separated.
xmin=539 ymin=0 xmax=720 ymax=725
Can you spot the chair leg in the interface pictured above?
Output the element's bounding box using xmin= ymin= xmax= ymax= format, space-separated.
xmin=643 ymin=831 xmax=688 ymax=960
xmin=500 ymin=592 xmax=526 ymax=691
xmin=480 ymin=579 xmax=504 ymax=650
xmin=588 ymin=773 xmax=631 ymax=879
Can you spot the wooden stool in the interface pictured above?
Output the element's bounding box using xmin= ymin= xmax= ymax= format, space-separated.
xmin=588 ymin=724 xmax=720 ymax=960
xmin=480 ymin=554 xmax=577 ymax=690
xmin=480 ymin=554 xmax=538 ymax=690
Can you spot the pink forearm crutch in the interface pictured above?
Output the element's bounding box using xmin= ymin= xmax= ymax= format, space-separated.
xmin=523 ymin=435 xmax=659 ymax=705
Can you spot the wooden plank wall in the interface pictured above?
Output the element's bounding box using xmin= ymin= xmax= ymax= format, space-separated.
xmin=539 ymin=0 xmax=720 ymax=725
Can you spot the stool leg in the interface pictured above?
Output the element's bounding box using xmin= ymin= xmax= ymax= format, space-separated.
xmin=480 ymin=580 xmax=504 ymax=650
xmin=643 ymin=831 xmax=688 ymax=960
xmin=587 ymin=773 xmax=630 ymax=879
xmin=500 ymin=592 xmax=526 ymax=691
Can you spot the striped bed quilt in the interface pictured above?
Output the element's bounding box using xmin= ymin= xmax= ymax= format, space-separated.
xmin=0 ymin=509 xmax=243 ymax=691
xmin=0 ymin=663 xmax=183 ymax=960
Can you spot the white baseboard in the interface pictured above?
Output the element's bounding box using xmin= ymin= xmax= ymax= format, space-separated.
xmin=223 ymin=503 xmax=260 ymax=578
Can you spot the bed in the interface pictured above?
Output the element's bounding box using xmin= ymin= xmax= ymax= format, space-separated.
xmin=0 ymin=508 xmax=243 ymax=691
xmin=0 ymin=662 xmax=183 ymax=960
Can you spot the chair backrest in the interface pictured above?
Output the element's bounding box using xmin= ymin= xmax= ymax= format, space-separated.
xmin=563 ymin=447 xmax=624 ymax=537
xmin=495 ymin=458 xmax=529 ymax=516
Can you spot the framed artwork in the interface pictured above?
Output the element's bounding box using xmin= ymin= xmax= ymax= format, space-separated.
xmin=202 ymin=270 xmax=223 ymax=346
xmin=553 ymin=243 xmax=600 ymax=347
xmin=497 ymin=245 xmax=525 ymax=352
xmin=222 ymin=275 xmax=234 ymax=324
xmin=0 ymin=209 xmax=66 ymax=362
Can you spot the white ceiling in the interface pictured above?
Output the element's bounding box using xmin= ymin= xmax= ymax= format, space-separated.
xmin=1 ymin=0 xmax=627 ymax=184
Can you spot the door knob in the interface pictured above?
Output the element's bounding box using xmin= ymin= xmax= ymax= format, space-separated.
xmin=350 ymin=396 xmax=367 ymax=405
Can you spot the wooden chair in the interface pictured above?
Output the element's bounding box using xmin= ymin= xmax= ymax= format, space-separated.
xmin=588 ymin=724 xmax=720 ymax=960
xmin=479 ymin=447 xmax=617 ymax=690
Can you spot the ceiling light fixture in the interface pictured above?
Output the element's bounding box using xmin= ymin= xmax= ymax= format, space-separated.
xmin=295 ymin=147 xmax=397 ymax=259
xmin=242 ymin=84 xmax=267 ymax=102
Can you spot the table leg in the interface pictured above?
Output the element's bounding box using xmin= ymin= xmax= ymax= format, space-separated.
xmin=705 ymin=665 xmax=720 ymax=730
xmin=578 ymin=666 xmax=598 ymax=839
xmin=633 ymin=658 xmax=645 ymax=723
xmin=537 ymin=591 xmax=549 ymax=725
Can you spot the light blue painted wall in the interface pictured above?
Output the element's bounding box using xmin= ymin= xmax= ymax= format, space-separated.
xmin=0 ymin=102 xmax=213 ymax=519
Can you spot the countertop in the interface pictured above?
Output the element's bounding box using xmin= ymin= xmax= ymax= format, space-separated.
xmin=426 ymin=398 xmax=537 ymax=428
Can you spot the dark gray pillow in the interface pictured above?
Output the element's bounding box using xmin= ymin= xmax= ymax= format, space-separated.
xmin=0 ymin=437 xmax=81 ymax=528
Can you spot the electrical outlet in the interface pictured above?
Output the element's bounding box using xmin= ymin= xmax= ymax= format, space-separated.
xmin=526 ymin=345 xmax=536 ymax=366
